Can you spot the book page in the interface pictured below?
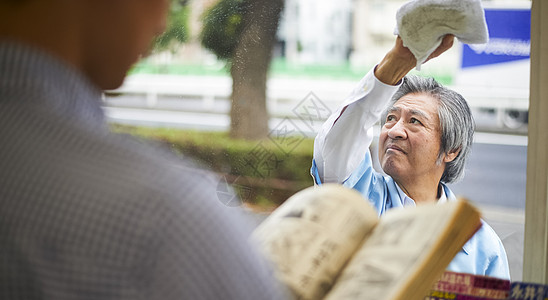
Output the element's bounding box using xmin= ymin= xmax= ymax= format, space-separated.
xmin=324 ymin=201 xmax=480 ymax=300
xmin=251 ymin=184 xmax=379 ymax=300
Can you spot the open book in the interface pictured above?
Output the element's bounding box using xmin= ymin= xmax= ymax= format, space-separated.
xmin=251 ymin=184 xmax=482 ymax=300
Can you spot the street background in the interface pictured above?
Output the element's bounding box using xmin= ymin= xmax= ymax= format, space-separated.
xmin=105 ymin=0 xmax=531 ymax=281
xmin=104 ymin=78 xmax=527 ymax=280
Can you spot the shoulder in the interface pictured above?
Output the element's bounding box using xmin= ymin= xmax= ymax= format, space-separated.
xmin=475 ymin=220 xmax=506 ymax=251
xmin=36 ymin=119 xmax=238 ymax=234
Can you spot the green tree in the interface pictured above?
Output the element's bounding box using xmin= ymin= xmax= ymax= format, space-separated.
xmin=154 ymin=0 xmax=190 ymax=52
xmin=201 ymin=0 xmax=247 ymax=59
xmin=201 ymin=0 xmax=285 ymax=140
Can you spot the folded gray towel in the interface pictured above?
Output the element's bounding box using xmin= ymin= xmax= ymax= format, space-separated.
xmin=395 ymin=0 xmax=489 ymax=70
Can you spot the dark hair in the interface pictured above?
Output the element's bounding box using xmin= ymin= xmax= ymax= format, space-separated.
xmin=381 ymin=75 xmax=475 ymax=183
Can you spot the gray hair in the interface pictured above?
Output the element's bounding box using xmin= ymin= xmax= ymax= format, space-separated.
xmin=381 ymin=75 xmax=475 ymax=184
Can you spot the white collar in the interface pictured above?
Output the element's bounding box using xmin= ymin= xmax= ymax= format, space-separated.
xmin=394 ymin=183 xmax=447 ymax=206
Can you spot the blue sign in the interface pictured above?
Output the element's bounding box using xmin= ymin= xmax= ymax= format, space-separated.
xmin=461 ymin=8 xmax=530 ymax=68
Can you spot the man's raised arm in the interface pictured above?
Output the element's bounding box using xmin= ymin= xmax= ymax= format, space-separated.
xmin=312 ymin=35 xmax=454 ymax=184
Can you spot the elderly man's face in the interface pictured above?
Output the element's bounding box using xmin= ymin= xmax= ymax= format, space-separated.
xmin=378 ymin=92 xmax=447 ymax=185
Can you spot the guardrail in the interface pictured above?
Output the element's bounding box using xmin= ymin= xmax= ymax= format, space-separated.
xmin=106 ymin=74 xmax=354 ymax=112
xmin=105 ymin=73 xmax=529 ymax=128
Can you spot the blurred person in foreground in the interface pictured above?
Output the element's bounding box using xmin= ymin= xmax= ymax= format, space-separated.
xmin=0 ymin=0 xmax=283 ymax=299
xmin=311 ymin=35 xmax=510 ymax=279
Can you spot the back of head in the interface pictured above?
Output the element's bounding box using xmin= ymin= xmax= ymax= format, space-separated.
xmin=388 ymin=75 xmax=475 ymax=184
xmin=0 ymin=0 xmax=169 ymax=90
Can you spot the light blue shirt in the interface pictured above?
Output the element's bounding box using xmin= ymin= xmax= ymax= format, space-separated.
xmin=311 ymin=68 xmax=510 ymax=280
xmin=311 ymin=151 xmax=510 ymax=279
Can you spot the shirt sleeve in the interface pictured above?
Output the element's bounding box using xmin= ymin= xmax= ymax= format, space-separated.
xmin=447 ymin=219 xmax=511 ymax=280
xmin=482 ymin=222 xmax=511 ymax=280
xmin=312 ymin=67 xmax=402 ymax=184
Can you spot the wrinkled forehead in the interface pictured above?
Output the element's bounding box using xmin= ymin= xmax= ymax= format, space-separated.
xmin=384 ymin=92 xmax=441 ymax=122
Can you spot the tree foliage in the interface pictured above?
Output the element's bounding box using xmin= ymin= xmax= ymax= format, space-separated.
xmin=200 ymin=0 xmax=249 ymax=60
xmin=154 ymin=0 xmax=190 ymax=52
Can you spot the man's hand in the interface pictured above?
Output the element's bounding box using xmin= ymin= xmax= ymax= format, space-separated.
xmin=424 ymin=34 xmax=455 ymax=63
xmin=374 ymin=35 xmax=454 ymax=85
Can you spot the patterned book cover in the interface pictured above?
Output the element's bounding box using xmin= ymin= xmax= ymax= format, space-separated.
xmin=426 ymin=289 xmax=503 ymax=299
xmin=508 ymin=282 xmax=548 ymax=300
xmin=433 ymin=281 xmax=509 ymax=299
xmin=438 ymin=271 xmax=511 ymax=290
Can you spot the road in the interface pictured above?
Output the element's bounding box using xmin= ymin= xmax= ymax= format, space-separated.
xmin=450 ymin=140 xmax=527 ymax=210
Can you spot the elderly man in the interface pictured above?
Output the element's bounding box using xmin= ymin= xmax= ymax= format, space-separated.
xmin=0 ymin=0 xmax=283 ymax=299
xmin=312 ymin=36 xmax=510 ymax=279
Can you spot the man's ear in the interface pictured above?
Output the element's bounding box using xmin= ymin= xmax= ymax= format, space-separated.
xmin=443 ymin=148 xmax=460 ymax=163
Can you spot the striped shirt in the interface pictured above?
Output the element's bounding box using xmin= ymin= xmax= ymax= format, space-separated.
xmin=0 ymin=41 xmax=284 ymax=300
